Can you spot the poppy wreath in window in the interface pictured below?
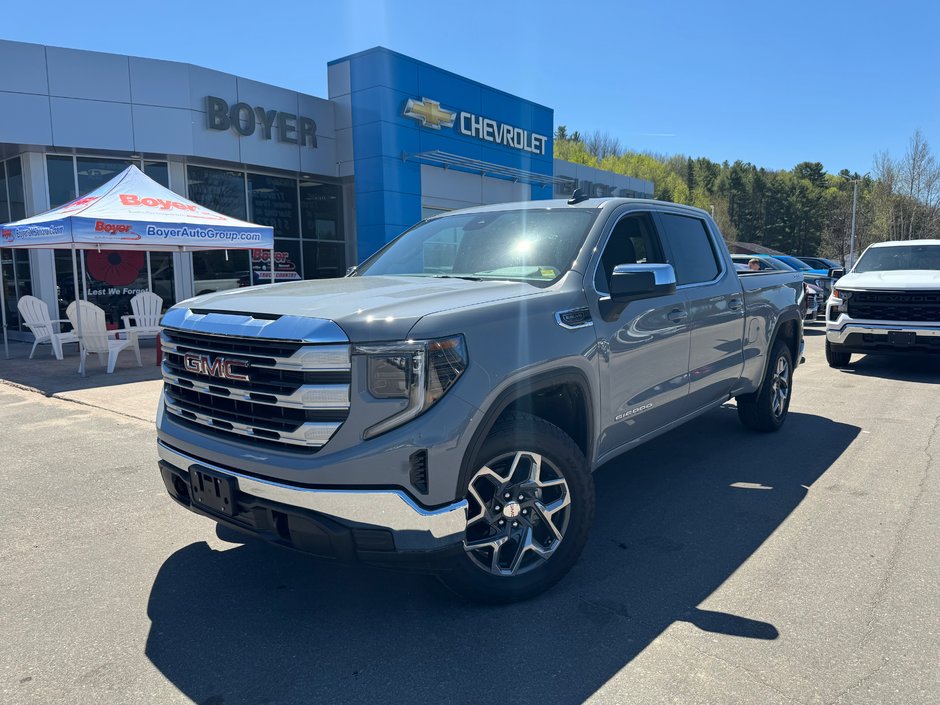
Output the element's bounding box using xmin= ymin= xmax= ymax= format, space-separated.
xmin=86 ymin=250 xmax=145 ymax=286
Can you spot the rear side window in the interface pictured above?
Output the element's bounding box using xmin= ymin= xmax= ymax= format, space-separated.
xmin=658 ymin=213 xmax=721 ymax=285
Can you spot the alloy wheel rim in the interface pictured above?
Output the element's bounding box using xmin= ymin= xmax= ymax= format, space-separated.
xmin=770 ymin=355 xmax=790 ymax=418
xmin=463 ymin=451 xmax=571 ymax=577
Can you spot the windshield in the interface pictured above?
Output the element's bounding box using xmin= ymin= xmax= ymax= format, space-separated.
xmin=775 ymin=255 xmax=812 ymax=271
xmin=854 ymin=244 xmax=940 ymax=272
xmin=356 ymin=209 xmax=599 ymax=285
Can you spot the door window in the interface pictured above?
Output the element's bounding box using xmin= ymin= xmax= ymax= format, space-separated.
xmin=658 ymin=213 xmax=721 ymax=286
xmin=593 ymin=212 xmax=666 ymax=292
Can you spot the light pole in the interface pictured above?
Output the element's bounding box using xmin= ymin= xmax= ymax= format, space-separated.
xmin=846 ymin=172 xmax=870 ymax=268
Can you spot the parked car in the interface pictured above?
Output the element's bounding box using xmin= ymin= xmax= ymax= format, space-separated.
xmin=797 ymin=256 xmax=840 ymax=271
xmin=730 ymin=254 xmax=797 ymax=273
xmin=764 ymin=254 xmax=835 ymax=298
xmin=825 ymin=239 xmax=940 ymax=366
xmin=771 ymin=254 xmax=829 ymax=275
xmin=156 ymin=197 xmax=805 ymax=602
xmin=804 ymin=282 xmax=825 ymax=321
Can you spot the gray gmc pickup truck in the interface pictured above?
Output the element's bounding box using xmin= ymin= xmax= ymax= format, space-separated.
xmin=156 ymin=197 xmax=804 ymax=602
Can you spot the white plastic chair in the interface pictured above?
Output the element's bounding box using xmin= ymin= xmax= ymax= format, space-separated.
xmin=66 ymin=300 xmax=142 ymax=374
xmin=17 ymin=295 xmax=79 ymax=360
xmin=121 ymin=291 xmax=163 ymax=339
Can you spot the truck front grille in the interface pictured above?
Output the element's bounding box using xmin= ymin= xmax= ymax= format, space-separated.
xmin=161 ymin=328 xmax=350 ymax=451
xmin=847 ymin=290 xmax=940 ymax=322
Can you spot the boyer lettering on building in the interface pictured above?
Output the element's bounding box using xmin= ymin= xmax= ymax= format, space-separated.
xmin=206 ymin=96 xmax=318 ymax=147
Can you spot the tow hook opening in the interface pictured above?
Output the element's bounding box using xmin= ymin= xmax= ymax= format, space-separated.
xmin=173 ymin=475 xmax=190 ymax=503
xmin=272 ymin=510 xmax=291 ymax=541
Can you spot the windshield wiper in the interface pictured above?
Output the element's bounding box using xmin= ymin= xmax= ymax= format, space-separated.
xmin=432 ymin=274 xmax=484 ymax=281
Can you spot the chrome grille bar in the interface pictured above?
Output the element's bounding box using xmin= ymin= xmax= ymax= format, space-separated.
xmin=161 ymin=324 xmax=351 ymax=450
xmin=162 ymin=365 xmax=350 ymax=409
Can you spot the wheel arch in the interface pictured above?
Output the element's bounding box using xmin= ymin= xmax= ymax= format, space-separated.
xmin=458 ymin=368 xmax=595 ymax=496
xmin=760 ymin=311 xmax=802 ymax=387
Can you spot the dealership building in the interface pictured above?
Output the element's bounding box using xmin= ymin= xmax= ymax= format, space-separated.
xmin=0 ymin=40 xmax=652 ymax=336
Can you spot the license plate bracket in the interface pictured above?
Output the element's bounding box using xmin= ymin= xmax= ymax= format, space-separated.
xmin=189 ymin=466 xmax=237 ymax=516
xmin=887 ymin=330 xmax=916 ymax=346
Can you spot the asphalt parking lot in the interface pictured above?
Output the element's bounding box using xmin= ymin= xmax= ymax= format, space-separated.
xmin=1 ymin=328 xmax=938 ymax=705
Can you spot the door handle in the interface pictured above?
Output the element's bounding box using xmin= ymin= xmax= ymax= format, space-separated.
xmin=729 ymin=298 xmax=743 ymax=311
xmin=667 ymin=309 xmax=688 ymax=323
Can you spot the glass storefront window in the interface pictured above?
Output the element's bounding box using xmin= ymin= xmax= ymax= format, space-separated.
xmin=149 ymin=252 xmax=176 ymax=309
xmin=300 ymin=181 xmax=342 ymax=240
xmin=250 ymin=239 xmax=303 ymax=286
xmin=6 ymin=157 xmax=26 ymax=221
xmin=192 ymin=250 xmax=250 ymax=296
xmin=77 ymin=157 xmax=133 ymax=195
xmin=47 ymin=155 xmax=77 ymax=208
xmin=187 ymin=166 xmax=247 ymax=220
xmin=54 ymin=251 xmax=78 ymax=319
xmin=249 ymin=173 xmax=299 ymax=236
xmin=1 ymin=249 xmax=33 ymax=331
xmin=0 ymin=160 xmax=8 ymax=222
xmin=48 ymin=156 xmax=170 ymax=208
xmin=302 ymin=241 xmax=345 ymax=280
xmin=143 ymin=161 xmax=170 ymax=188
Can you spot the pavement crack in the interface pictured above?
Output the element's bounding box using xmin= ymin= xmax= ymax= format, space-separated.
xmin=824 ymin=658 xmax=891 ymax=705
xmin=680 ymin=640 xmax=806 ymax=705
xmin=0 ymin=378 xmax=152 ymax=424
xmin=858 ymin=411 xmax=937 ymax=648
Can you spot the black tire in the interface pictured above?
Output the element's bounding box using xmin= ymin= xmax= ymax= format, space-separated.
xmin=437 ymin=412 xmax=594 ymax=604
xmin=826 ymin=340 xmax=852 ymax=368
xmin=736 ymin=339 xmax=793 ymax=432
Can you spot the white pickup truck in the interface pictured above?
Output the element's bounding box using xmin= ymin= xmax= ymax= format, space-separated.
xmin=826 ymin=239 xmax=940 ymax=366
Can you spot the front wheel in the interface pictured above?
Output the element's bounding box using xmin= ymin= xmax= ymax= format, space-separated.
xmin=826 ymin=340 xmax=852 ymax=367
xmin=438 ymin=413 xmax=594 ymax=603
xmin=736 ymin=339 xmax=793 ymax=432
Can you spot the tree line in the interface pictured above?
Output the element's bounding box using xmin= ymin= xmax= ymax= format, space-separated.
xmin=554 ymin=126 xmax=940 ymax=263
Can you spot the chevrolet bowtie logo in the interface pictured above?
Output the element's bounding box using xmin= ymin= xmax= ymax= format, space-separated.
xmin=403 ymin=98 xmax=456 ymax=129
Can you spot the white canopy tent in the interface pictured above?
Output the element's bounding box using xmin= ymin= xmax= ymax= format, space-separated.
xmin=1 ymin=165 xmax=274 ymax=365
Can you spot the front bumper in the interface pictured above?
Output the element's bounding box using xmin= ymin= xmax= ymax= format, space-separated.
xmin=158 ymin=441 xmax=467 ymax=567
xmin=826 ymin=319 xmax=940 ymax=352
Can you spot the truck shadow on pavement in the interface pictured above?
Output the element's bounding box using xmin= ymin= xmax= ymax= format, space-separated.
xmin=839 ymin=354 xmax=940 ymax=384
xmin=145 ymin=408 xmax=859 ymax=705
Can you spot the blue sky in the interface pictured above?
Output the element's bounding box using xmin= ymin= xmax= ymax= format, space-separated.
xmin=4 ymin=0 xmax=938 ymax=175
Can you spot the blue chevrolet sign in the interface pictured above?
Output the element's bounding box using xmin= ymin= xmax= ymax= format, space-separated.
xmin=328 ymin=48 xmax=555 ymax=263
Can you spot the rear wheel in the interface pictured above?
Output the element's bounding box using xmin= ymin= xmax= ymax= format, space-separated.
xmin=826 ymin=340 xmax=852 ymax=368
xmin=737 ymin=339 xmax=793 ymax=432
xmin=438 ymin=413 xmax=594 ymax=603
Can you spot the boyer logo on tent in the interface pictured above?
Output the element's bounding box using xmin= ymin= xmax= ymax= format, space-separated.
xmin=1 ymin=228 xmax=12 ymax=242
xmin=118 ymin=193 xmax=226 ymax=220
xmin=94 ymin=221 xmax=141 ymax=241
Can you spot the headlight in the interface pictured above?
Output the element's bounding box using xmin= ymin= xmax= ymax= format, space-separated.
xmin=355 ymin=335 xmax=468 ymax=439
xmin=829 ymin=288 xmax=852 ymax=314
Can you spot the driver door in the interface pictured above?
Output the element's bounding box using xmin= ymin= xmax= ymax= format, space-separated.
xmin=589 ymin=210 xmax=692 ymax=461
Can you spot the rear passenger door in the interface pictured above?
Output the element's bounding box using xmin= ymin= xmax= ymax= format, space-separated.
xmin=655 ymin=211 xmax=745 ymax=409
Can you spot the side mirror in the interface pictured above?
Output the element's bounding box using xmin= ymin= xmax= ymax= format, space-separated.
xmin=828 ymin=267 xmax=845 ymax=279
xmin=610 ymin=263 xmax=677 ymax=301
xmin=601 ymin=263 xmax=677 ymax=321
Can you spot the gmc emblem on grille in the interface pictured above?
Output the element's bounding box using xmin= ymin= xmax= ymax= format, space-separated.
xmin=183 ymin=352 xmax=250 ymax=381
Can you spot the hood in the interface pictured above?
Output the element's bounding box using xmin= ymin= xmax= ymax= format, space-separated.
xmin=176 ymin=275 xmax=545 ymax=341
xmin=836 ymin=269 xmax=940 ymax=291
